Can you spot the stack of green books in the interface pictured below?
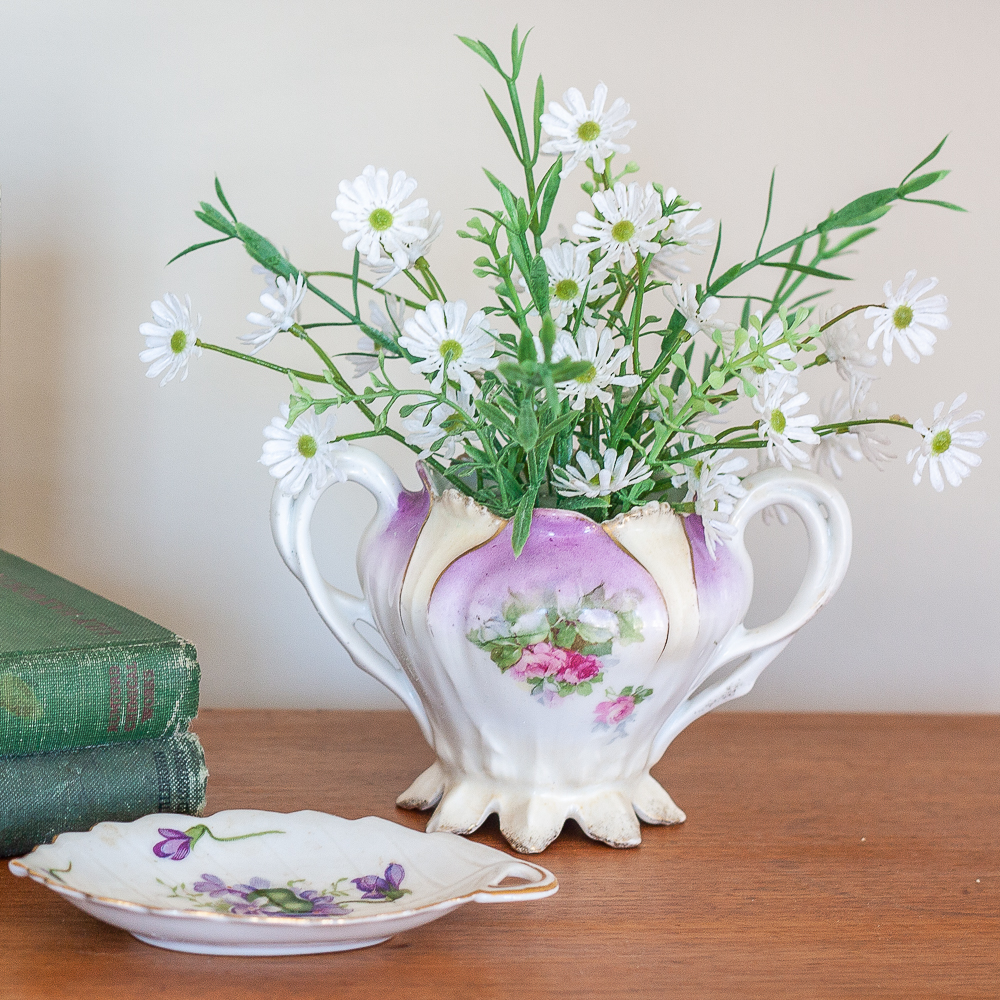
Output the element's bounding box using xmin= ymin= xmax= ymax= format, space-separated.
xmin=0 ymin=550 xmax=207 ymax=856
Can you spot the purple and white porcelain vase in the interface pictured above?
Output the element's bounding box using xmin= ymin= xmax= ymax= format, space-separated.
xmin=272 ymin=447 xmax=851 ymax=854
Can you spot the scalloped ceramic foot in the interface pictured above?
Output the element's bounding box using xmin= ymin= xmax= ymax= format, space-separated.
xmin=396 ymin=762 xmax=445 ymax=810
xmin=397 ymin=767 xmax=686 ymax=854
xmin=631 ymin=775 xmax=686 ymax=825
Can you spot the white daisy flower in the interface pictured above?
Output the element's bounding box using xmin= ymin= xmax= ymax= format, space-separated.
xmin=402 ymin=387 xmax=476 ymax=460
xmin=139 ymin=293 xmax=202 ymax=386
xmin=553 ymin=446 xmax=652 ymax=498
xmin=259 ymin=404 xmax=346 ymax=498
xmin=540 ymin=83 xmax=635 ymax=178
xmin=813 ymin=388 xmax=864 ymax=479
xmin=351 ymin=295 xmax=406 ymax=378
xmin=240 ymin=272 xmax=306 ymax=355
xmin=665 ymin=282 xmax=730 ymax=340
xmin=554 ymin=325 xmax=641 ymax=411
xmin=671 ymin=449 xmax=748 ymax=559
xmin=819 ymin=307 xmax=877 ymax=408
xmin=864 ymin=270 xmax=949 ymax=365
xmin=573 ymin=182 xmax=666 ymax=271
xmin=331 ymin=166 xmax=429 ymax=268
xmin=524 ymin=241 xmax=615 ymax=328
xmin=366 ymin=211 xmax=444 ymax=289
xmin=399 ymin=300 xmax=498 ymax=394
xmin=651 ymin=193 xmax=715 ymax=281
xmin=752 ymin=376 xmax=820 ymax=470
xmin=906 ymin=393 xmax=987 ymax=490
xmin=854 ymin=400 xmax=896 ymax=469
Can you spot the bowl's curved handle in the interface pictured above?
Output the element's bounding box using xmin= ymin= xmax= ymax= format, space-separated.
xmin=473 ymin=861 xmax=559 ymax=903
xmin=270 ymin=446 xmax=432 ymax=743
xmin=649 ymin=468 xmax=852 ymax=762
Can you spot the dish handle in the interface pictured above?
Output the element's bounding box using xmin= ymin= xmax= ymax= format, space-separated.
xmin=473 ymin=861 xmax=559 ymax=903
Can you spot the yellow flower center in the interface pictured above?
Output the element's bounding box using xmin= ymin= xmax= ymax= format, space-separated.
xmin=931 ymin=429 xmax=952 ymax=455
xmin=576 ymin=364 xmax=598 ymax=384
xmin=611 ymin=220 xmax=635 ymax=243
xmin=439 ymin=338 xmax=464 ymax=361
xmin=554 ymin=278 xmax=580 ymax=301
xmin=576 ymin=120 xmax=601 ymax=142
xmin=770 ymin=409 xmax=787 ymax=434
xmin=368 ymin=207 xmax=394 ymax=232
xmin=297 ymin=434 xmax=318 ymax=458
xmin=170 ymin=329 xmax=187 ymax=354
xmin=892 ymin=304 xmax=914 ymax=329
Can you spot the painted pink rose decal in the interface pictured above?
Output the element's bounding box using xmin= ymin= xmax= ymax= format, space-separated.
xmin=553 ymin=651 xmax=602 ymax=685
xmin=593 ymin=685 xmax=653 ymax=728
xmin=509 ymin=642 xmax=564 ymax=680
xmin=594 ymin=696 xmax=636 ymax=725
xmin=467 ymin=585 xmax=651 ymax=710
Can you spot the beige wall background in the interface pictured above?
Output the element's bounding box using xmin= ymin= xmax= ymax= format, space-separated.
xmin=1 ymin=0 xmax=996 ymax=712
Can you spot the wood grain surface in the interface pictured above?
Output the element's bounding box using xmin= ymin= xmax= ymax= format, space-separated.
xmin=3 ymin=710 xmax=998 ymax=999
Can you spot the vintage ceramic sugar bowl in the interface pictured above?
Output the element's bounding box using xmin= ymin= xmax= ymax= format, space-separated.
xmin=272 ymin=447 xmax=851 ymax=853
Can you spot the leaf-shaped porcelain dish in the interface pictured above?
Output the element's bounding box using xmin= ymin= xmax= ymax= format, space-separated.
xmin=9 ymin=809 xmax=558 ymax=955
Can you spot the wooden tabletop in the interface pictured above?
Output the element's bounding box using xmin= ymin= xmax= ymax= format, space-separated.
xmin=4 ymin=710 xmax=998 ymax=999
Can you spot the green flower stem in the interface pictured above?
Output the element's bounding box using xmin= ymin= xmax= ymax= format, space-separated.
xmin=815 ymin=417 xmax=913 ymax=434
xmin=816 ymin=302 xmax=884 ymax=333
xmin=416 ymin=257 xmax=448 ymax=302
xmin=628 ymin=255 xmax=653 ymax=375
xmin=404 ymin=268 xmax=436 ymax=300
xmin=304 ymin=273 xmax=426 ymax=311
xmin=303 ymin=277 xmax=358 ymax=324
xmin=196 ymin=340 xmax=328 ymax=383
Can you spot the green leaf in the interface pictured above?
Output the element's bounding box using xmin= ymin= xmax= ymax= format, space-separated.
xmin=900 ymin=135 xmax=949 ymax=185
xmin=506 ymin=226 xmax=532 ymax=283
xmin=706 ymin=370 xmax=726 ymax=389
xmin=901 ymin=197 xmax=967 ymax=212
xmin=558 ymin=495 xmax=610 ymax=513
xmin=818 ymin=188 xmax=898 ymax=232
xmin=538 ymin=158 xmax=562 ymax=232
xmin=538 ymin=315 xmax=556 ymax=363
xmin=195 ymin=204 xmax=237 ymax=237
xmin=533 ymin=74 xmax=544 ymax=158
xmin=528 ymin=255 xmax=550 ymax=314
xmin=826 ymin=227 xmax=877 ymax=256
xmin=708 ymin=260 xmax=743 ymax=294
xmin=549 ymin=358 xmax=591 ymax=382
xmin=898 ymin=169 xmax=949 ymax=197
xmin=483 ymin=89 xmax=521 ymax=159
xmin=755 ymin=168 xmax=776 ymax=258
xmin=167 ymin=235 xmax=234 ymax=265
xmin=497 ymin=179 xmax=519 ymax=223
xmin=235 ymin=223 xmax=297 ymax=279
xmin=214 ymin=177 xmax=238 ymax=222
xmin=474 ymin=398 xmax=516 ymax=438
xmin=456 ymin=35 xmax=503 ymax=75
xmin=514 ymin=398 xmax=539 ymax=450
xmin=758 ymin=261 xmax=852 ymax=281
xmin=517 ymin=328 xmax=538 ymax=364
xmin=511 ymin=485 xmax=538 ymax=557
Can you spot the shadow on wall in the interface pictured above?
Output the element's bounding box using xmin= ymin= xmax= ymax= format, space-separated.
xmin=0 ymin=252 xmax=69 ymax=567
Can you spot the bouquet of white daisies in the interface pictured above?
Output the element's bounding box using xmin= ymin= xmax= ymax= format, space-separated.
xmin=140 ymin=27 xmax=986 ymax=556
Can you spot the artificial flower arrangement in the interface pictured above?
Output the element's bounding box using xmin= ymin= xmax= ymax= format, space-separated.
xmin=140 ymin=27 xmax=986 ymax=558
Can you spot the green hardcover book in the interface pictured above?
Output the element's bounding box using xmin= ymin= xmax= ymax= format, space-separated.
xmin=0 ymin=550 xmax=200 ymax=757
xmin=0 ymin=730 xmax=208 ymax=857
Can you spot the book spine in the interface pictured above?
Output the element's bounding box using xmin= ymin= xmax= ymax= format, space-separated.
xmin=0 ymin=731 xmax=208 ymax=857
xmin=0 ymin=640 xmax=200 ymax=757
